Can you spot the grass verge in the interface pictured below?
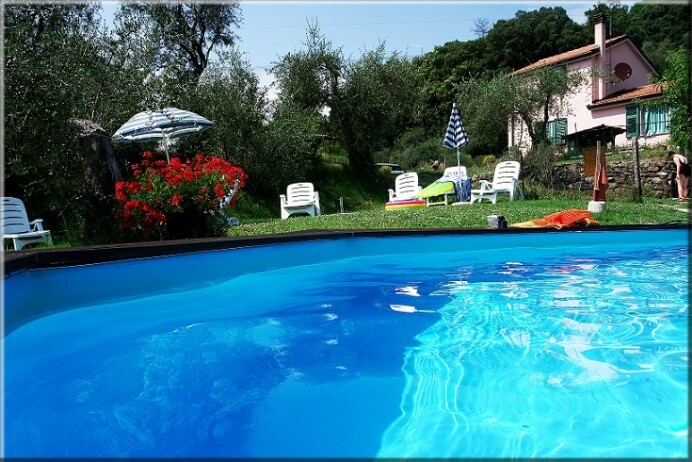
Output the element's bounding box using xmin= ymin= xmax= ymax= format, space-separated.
xmin=227 ymin=197 xmax=689 ymax=237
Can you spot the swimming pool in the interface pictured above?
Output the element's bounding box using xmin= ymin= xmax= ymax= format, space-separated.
xmin=3 ymin=227 xmax=689 ymax=458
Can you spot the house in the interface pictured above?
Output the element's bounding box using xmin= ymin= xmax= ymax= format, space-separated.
xmin=508 ymin=13 xmax=671 ymax=153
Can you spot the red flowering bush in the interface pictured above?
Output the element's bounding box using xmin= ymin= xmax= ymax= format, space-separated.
xmin=115 ymin=151 xmax=247 ymax=239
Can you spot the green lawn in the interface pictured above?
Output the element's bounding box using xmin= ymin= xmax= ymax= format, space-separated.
xmin=227 ymin=197 xmax=690 ymax=237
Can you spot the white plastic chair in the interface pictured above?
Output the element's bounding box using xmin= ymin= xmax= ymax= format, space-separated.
xmin=439 ymin=166 xmax=468 ymax=181
xmin=218 ymin=178 xmax=241 ymax=226
xmin=2 ymin=197 xmax=53 ymax=250
xmin=470 ymin=161 xmax=524 ymax=204
xmin=388 ymin=172 xmax=422 ymax=202
xmin=280 ymin=182 xmax=321 ymax=219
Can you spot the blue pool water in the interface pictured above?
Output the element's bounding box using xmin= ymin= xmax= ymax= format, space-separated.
xmin=3 ymin=229 xmax=689 ymax=458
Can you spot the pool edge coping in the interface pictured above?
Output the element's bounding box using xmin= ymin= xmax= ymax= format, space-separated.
xmin=3 ymin=223 xmax=689 ymax=277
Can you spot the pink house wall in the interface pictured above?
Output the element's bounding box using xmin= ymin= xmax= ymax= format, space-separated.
xmin=565 ymin=59 xmax=596 ymax=136
xmin=605 ymin=42 xmax=656 ymax=92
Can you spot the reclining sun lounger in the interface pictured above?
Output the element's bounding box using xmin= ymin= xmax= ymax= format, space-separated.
xmin=280 ymin=182 xmax=321 ymax=219
xmin=388 ymin=172 xmax=422 ymax=202
xmin=470 ymin=161 xmax=524 ymax=204
xmin=2 ymin=197 xmax=53 ymax=250
xmin=417 ymin=166 xmax=470 ymax=206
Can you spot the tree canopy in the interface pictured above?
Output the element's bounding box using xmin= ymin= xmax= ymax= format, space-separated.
xmin=115 ymin=2 xmax=242 ymax=86
xmin=654 ymin=47 xmax=691 ymax=152
xmin=485 ymin=7 xmax=589 ymax=72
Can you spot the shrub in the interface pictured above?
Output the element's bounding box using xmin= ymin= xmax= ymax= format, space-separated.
xmin=523 ymin=142 xmax=558 ymax=186
xmin=382 ymin=132 xmax=451 ymax=170
xmin=482 ymin=154 xmax=496 ymax=166
xmin=115 ymin=151 xmax=247 ymax=240
xmin=240 ymin=102 xmax=321 ymax=199
xmin=453 ymin=152 xmax=476 ymax=168
xmin=377 ymin=165 xmax=393 ymax=174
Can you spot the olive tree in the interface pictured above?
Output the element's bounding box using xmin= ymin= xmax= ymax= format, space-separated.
xmin=331 ymin=45 xmax=423 ymax=172
xmin=188 ymin=50 xmax=320 ymax=201
xmin=655 ymin=47 xmax=691 ymax=153
xmin=4 ymin=3 xmax=134 ymax=243
xmin=179 ymin=49 xmax=267 ymax=161
xmin=270 ymin=20 xmax=343 ymax=116
xmin=115 ymin=2 xmax=242 ymax=89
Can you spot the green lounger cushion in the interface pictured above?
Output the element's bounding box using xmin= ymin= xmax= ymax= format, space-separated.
xmin=417 ymin=181 xmax=455 ymax=198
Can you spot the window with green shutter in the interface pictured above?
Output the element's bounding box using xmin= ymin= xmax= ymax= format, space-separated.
xmin=626 ymin=105 xmax=640 ymax=137
xmin=547 ymin=118 xmax=567 ymax=146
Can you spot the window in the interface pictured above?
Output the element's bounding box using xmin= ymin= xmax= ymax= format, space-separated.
xmin=547 ymin=118 xmax=567 ymax=146
xmin=626 ymin=105 xmax=639 ymax=137
xmin=643 ymin=104 xmax=670 ymax=136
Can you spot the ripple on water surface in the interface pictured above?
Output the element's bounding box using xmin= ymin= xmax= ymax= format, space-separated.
xmin=378 ymin=246 xmax=688 ymax=458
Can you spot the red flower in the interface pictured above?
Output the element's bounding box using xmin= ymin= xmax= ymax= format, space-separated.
xmin=168 ymin=193 xmax=184 ymax=207
xmin=115 ymin=182 xmax=128 ymax=202
xmin=214 ymin=182 xmax=225 ymax=199
xmin=114 ymin=151 xmax=247 ymax=239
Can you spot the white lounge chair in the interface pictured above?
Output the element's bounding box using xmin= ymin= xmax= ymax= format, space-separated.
xmin=280 ymin=182 xmax=321 ymax=219
xmin=418 ymin=166 xmax=468 ymax=206
xmin=440 ymin=165 xmax=467 ymax=180
xmin=218 ymin=177 xmax=241 ymax=226
xmin=388 ymin=172 xmax=422 ymax=202
xmin=2 ymin=197 xmax=53 ymax=250
xmin=470 ymin=161 xmax=524 ymax=204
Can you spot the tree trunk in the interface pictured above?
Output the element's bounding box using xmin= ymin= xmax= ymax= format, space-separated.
xmin=69 ymin=118 xmax=123 ymax=194
xmin=632 ymin=136 xmax=642 ymax=202
xmin=69 ymin=118 xmax=125 ymax=242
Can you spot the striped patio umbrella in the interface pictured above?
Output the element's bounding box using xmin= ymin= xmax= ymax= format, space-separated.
xmin=112 ymin=107 xmax=214 ymax=163
xmin=442 ymin=103 xmax=469 ymax=168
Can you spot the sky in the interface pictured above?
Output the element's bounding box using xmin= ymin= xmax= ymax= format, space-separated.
xmin=99 ymin=0 xmax=637 ymax=94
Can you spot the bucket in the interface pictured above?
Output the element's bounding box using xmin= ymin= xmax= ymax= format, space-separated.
xmin=487 ymin=214 xmax=507 ymax=229
xmin=587 ymin=201 xmax=606 ymax=213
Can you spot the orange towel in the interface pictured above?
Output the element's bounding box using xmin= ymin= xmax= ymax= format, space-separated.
xmin=510 ymin=210 xmax=599 ymax=229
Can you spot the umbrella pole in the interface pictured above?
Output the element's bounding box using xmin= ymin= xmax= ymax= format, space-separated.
xmin=164 ymin=136 xmax=171 ymax=163
xmin=456 ymin=149 xmax=461 ymax=168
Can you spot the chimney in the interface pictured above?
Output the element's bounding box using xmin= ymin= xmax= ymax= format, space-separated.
xmin=593 ymin=13 xmax=607 ymax=101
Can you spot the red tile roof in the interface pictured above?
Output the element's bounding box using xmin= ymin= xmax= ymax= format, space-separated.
xmin=510 ymin=35 xmax=628 ymax=76
xmin=588 ymin=83 xmax=666 ymax=108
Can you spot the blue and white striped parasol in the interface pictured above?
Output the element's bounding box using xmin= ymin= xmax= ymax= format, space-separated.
xmin=112 ymin=107 xmax=214 ymax=163
xmin=442 ymin=103 xmax=469 ymax=168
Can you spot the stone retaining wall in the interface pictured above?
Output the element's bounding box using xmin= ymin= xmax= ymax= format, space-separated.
xmin=551 ymin=159 xmax=680 ymax=198
xmin=472 ymin=159 xmax=683 ymax=198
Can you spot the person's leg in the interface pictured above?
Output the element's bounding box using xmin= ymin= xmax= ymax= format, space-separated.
xmin=682 ymin=175 xmax=689 ymax=199
xmin=676 ymin=175 xmax=685 ymax=199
